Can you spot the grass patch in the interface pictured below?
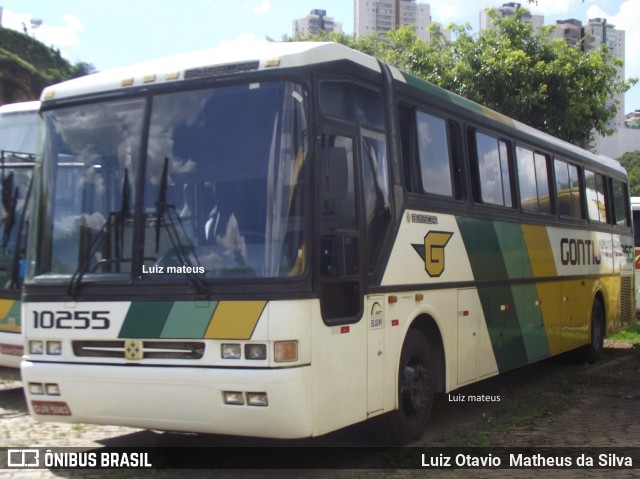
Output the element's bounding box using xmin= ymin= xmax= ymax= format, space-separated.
xmin=609 ymin=323 xmax=640 ymax=343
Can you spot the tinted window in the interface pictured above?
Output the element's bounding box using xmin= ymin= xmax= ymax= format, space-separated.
xmin=517 ymin=146 xmax=551 ymax=213
xmin=585 ymin=169 xmax=608 ymax=223
xmin=319 ymin=81 xmax=384 ymax=130
xmin=416 ymin=111 xmax=452 ymax=197
xmin=475 ymin=132 xmax=512 ymax=207
xmin=612 ymin=180 xmax=629 ymax=226
xmin=554 ymin=159 xmax=582 ymax=219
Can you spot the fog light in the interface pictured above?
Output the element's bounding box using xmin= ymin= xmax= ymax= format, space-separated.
xmin=29 ymin=340 xmax=44 ymax=355
xmin=45 ymin=383 xmax=61 ymax=396
xmin=47 ymin=341 xmax=62 ymax=355
xmin=28 ymin=383 xmax=45 ymax=395
xmin=223 ymin=391 xmax=244 ymax=405
xmin=247 ymin=392 xmax=268 ymax=407
xmin=245 ymin=344 xmax=267 ymax=360
xmin=221 ymin=344 xmax=241 ymax=359
xmin=274 ymin=341 xmax=298 ymax=362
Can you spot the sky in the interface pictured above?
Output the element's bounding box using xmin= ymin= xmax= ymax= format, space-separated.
xmin=1 ymin=0 xmax=639 ymax=112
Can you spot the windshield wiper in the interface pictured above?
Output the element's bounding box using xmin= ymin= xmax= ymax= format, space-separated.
xmin=1 ymin=170 xmax=17 ymax=254
xmin=67 ymin=168 xmax=131 ymax=296
xmin=154 ymin=157 xmax=206 ymax=294
xmin=9 ymin=173 xmax=34 ymax=290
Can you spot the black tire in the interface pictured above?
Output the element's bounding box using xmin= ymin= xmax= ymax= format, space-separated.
xmin=575 ymin=298 xmax=605 ymax=364
xmin=370 ymin=329 xmax=434 ymax=444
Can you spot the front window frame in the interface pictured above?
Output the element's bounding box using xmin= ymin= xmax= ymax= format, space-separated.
xmin=29 ymin=77 xmax=312 ymax=291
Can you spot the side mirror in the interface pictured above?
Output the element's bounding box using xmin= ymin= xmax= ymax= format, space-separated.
xmin=322 ymin=147 xmax=348 ymax=200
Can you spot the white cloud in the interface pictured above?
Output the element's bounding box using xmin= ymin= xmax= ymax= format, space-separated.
xmin=529 ymin=0 xmax=574 ymax=16
xmin=243 ymin=0 xmax=271 ymax=15
xmin=218 ymin=33 xmax=270 ymax=49
xmin=36 ymin=14 xmax=84 ymax=48
xmin=1 ymin=8 xmax=34 ymax=34
xmin=0 ymin=9 xmax=84 ymax=59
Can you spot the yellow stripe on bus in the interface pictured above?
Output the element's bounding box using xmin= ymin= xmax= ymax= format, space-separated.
xmin=0 ymin=299 xmax=14 ymax=319
xmin=204 ymin=301 xmax=267 ymax=339
xmin=520 ymin=225 xmax=565 ymax=354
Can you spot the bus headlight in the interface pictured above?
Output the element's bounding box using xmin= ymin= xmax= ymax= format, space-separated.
xmin=45 ymin=383 xmax=61 ymax=396
xmin=29 ymin=340 xmax=44 ymax=355
xmin=223 ymin=391 xmax=244 ymax=405
xmin=221 ymin=344 xmax=241 ymax=359
xmin=274 ymin=341 xmax=298 ymax=362
xmin=46 ymin=341 xmax=62 ymax=355
xmin=246 ymin=392 xmax=268 ymax=407
xmin=244 ymin=344 xmax=267 ymax=360
xmin=28 ymin=383 xmax=45 ymax=395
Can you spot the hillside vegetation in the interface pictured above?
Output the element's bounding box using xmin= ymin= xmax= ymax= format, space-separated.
xmin=0 ymin=26 xmax=93 ymax=104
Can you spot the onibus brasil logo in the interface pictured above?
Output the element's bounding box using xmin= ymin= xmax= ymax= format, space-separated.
xmin=412 ymin=231 xmax=454 ymax=277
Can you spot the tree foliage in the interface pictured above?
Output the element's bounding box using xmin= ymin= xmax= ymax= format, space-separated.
xmin=289 ymin=8 xmax=636 ymax=148
xmin=0 ymin=26 xmax=96 ymax=104
xmin=617 ymin=151 xmax=640 ymax=196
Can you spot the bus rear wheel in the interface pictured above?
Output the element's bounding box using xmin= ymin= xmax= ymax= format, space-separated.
xmin=371 ymin=329 xmax=434 ymax=444
xmin=576 ymin=298 xmax=604 ymax=364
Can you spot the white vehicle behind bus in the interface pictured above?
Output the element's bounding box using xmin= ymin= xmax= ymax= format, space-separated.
xmin=0 ymin=100 xmax=39 ymax=367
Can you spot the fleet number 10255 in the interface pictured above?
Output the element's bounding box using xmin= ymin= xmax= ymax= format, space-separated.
xmin=32 ymin=310 xmax=110 ymax=330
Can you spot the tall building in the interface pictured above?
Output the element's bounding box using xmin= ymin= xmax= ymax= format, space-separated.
xmin=479 ymin=2 xmax=543 ymax=32
xmin=551 ymin=19 xmax=587 ymax=49
xmin=355 ymin=0 xmax=431 ymax=41
xmin=584 ymin=18 xmax=628 ymax=155
xmin=292 ymin=9 xmax=343 ymax=37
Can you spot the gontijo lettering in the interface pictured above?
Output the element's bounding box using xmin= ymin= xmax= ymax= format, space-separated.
xmin=560 ymin=238 xmax=601 ymax=266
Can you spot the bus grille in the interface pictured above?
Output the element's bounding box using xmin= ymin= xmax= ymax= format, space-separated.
xmin=72 ymin=340 xmax=205 ymax=360
xmin=620 ymin=276 xmax=632 ymax=324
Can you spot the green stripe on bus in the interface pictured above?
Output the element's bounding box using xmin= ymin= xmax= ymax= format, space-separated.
xmin=476 ymin=286 xmax=529 ymax=371
xmin=494 ymin=223 xmax=550 ymax=361
xmin=119 ymin=301 xmax=173 ymax=338
xmin=457 ymin=217 xmax=531 ymax=370
xmin=160 ymin=301 xmax=219 ymax=339
xmin=456 ymin=217 xmax=510 ymax=282
xmin=511 ymin=284 xmax=550 ymax=362
xmin=493 ymin=221 xmax=528 ymax=278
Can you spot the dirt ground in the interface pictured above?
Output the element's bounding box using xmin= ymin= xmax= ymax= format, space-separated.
xmin=0 ymin=341 xmax=639 ymax=478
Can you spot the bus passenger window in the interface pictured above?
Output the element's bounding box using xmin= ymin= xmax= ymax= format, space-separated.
xmin=554 ymin=159 xmax=583 ymax=219
xmin=517 ymin=146 xmax=551 ymax=213
xmin=612 ymin=180 xmax=629 ymax=226
xmin=474 ymin=132 xmax=512 ymax=207
xmin=585 ymin=169 xmax=608 ymax=223
xmin=416 ymin=111 xmax=452 ymax=197
xmin=319 ymin=81 xmax=384 ymax=130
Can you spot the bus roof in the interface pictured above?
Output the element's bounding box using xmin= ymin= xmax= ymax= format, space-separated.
xmin=40 ymin=42 xmax=381 ymax=103
xmin=0 ymin=101 xmax=40 ymax=115
xmin=39 ymin=41 xmax=624 ymax=176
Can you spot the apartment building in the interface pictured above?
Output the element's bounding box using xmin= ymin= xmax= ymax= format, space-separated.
xmin=354 ymin=0 xmax=431 ymax=41
xmin=292 ymin=9 xmax=343 ymax=37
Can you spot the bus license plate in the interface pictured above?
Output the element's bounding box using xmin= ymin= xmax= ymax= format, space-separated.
xmin=31 ymin=400 xmax=71 ymax=416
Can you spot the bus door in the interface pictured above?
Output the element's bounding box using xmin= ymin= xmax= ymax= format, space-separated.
xmin=318 ymin=129 xmax=363 ymax=324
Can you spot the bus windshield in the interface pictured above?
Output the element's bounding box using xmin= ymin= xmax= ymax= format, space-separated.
xmin=34 ymin=81 xmax=309 ymax=283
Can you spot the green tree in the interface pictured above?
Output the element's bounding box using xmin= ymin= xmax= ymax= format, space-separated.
xmin=618 ymin=151 xmax=640 ymax=196
xmin=289 ymin=8 xmax=636 ymax=148
xmin=0 ymin=26 xmax=96 ymax=103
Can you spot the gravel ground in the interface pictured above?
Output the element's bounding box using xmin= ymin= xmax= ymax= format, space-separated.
xmin=1 ymin=341 xmax=639 ymax=478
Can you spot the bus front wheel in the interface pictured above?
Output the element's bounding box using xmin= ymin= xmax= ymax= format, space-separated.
xmin=371 ymin=329 xmax=434 ymax=444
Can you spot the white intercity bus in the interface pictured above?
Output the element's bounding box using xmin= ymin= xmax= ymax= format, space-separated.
xmin=21 ymin=42 xmax=634 ymax=444
xmin=0 ymin=101 xmax=38 ymax=367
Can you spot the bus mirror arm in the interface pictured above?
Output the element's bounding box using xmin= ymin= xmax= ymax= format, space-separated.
xmin=322 ymin=147 xmax=348 ymax=200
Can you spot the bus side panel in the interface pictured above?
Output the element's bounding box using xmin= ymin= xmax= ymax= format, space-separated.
xmin=309 ymin=300 xmax=368 ymax=436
